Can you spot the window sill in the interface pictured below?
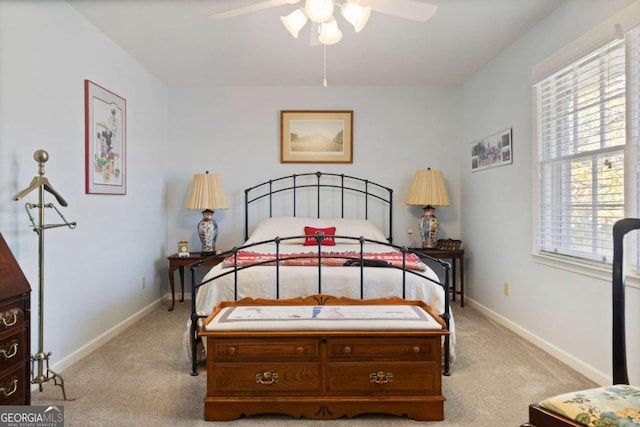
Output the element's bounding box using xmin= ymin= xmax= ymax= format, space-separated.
xmin=530 ymin=251 xmax=640 ymax=289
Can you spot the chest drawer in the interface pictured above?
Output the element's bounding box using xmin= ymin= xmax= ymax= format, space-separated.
xmin=327 ymin=337 xmax=438 ymax=360
xmin=212 ymin=339 xmax=319 ymax=360
xmin=0 ymin=363 xmax=28 ymax=405
xmin=0 ymin=302 xmax=26 ymax=335
xmin=210 ymin=362 xmax=321 ymax=395
xmin=0 ymin=330 xmax=26 ymax=373
xmin=327 ymin=361 xmax=440 ymax=395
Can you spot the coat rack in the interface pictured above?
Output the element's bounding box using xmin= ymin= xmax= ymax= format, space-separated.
xmin=13 ymin=149 xmax=76 ymax=400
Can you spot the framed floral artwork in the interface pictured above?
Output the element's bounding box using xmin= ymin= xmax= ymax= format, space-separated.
xmin=84 ymin=80 xmax=127 ymax=195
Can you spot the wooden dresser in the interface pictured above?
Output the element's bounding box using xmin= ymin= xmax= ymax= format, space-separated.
xmin=0 ymin=233 xmax=31 ymax=405
xmin=200 ymin=295 xmax=448 ymax=421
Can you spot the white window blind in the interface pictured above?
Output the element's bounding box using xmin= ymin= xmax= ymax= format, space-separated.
xmin=535 ymin=38 xmax=626 ymax=263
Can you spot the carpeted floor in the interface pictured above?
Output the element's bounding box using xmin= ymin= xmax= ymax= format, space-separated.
xmin=31 ymin=299 xmax=597 ymax=426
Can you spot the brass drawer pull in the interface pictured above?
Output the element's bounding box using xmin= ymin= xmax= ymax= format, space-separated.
xmin=256 ymin=371 xmax=278 ymax=385
xmin=0 ymin=310 xmax=18 ymax=328
xmin=0 ymin=379 xmax=18 ymax=397
xmin=226 ymin=346 xmax=237 ymax=355
xmin=369 ymin=371 xmax=393 ymax=384
xmin=411 ymin=345 xmax=420 ymax=354
xmin=342 ymin=345 xmax=352 ymax=354
xmin=0 ymin=341 xmax=18 ymax=359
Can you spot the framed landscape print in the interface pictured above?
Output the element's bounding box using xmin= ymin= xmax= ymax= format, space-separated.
xmin=281 ymin=110 xmax=353 ymax=163
xmin=84 ymin=80 xmax=127 ymax=195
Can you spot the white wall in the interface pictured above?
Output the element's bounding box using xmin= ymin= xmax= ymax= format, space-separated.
xmin=0 ymin=1 xmax=168 ymax=370
xmin=166 ymin=86 xmax=462 ymax=256
xmin=459 ymin=0 xmax=640 ymax=385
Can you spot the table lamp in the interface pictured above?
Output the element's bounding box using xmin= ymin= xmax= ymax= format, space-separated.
xmin=405 ymin=169 xmax=450 ymax=249
xmin=184 ymin=171 xmax=228 ymax=255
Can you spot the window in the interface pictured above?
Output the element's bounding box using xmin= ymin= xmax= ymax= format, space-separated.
xmin=534 ymin=24 xmax=640 ymax=268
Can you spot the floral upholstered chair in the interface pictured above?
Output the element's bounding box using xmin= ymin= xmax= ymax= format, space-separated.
xmin=525 ymin=385 xmax=640 ymax=426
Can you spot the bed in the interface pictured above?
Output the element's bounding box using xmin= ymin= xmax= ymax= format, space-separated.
xmin=185 ymin=172 xmax=455 ymax=376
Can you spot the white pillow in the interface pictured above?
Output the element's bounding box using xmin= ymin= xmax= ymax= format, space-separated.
xmin=246 ymin=217 xmax=388 ymax=245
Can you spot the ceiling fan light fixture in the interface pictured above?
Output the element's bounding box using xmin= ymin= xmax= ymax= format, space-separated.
xmin=280 ymin=8 xmax=308 ymax=38
xmin=304 ymin=0 xmax=334 ymax=23
xmin=318 ymin=18 xmax=342 ymax=45
xmin=341 ymin=2 xmax=371 ymax=32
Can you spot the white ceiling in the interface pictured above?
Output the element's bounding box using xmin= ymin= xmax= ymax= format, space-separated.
xmin=68 ymin=0 xmax=564 ymax=88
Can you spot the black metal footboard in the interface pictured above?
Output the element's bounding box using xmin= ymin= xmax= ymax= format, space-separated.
xmin=188 ymin=235 xmax=452 ymax=377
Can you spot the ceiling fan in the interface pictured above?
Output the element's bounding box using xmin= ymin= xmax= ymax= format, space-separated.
xmin=209 ymin=0 xmax=438 ymax=45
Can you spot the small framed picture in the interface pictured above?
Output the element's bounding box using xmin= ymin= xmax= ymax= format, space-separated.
xmin=470 ymin=128 xmax=512 ymax=172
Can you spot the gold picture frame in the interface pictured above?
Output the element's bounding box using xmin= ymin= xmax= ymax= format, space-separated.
xmin=280 ymin=110 xmax=353 ymax=163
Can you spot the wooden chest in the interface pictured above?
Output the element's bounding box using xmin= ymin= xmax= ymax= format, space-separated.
xmin=0 ymin=234 xmax=31 ymax=405
xmin=200 ymin=295 xmax=447 ymax=421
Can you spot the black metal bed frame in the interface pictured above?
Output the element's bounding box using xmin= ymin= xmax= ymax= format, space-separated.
xmin=188 ymin=172 xmax=452 ymax=377
xmin=243 ymin=171 xmax=395 ymax=243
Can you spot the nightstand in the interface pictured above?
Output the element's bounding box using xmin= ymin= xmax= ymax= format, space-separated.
xmin=413 ymin=248 xmax=465 ymax=307
xmin=167 ymin=252 xmax=224 ymax=311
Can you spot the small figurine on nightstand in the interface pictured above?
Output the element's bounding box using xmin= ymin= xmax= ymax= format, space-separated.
xmin=178 ymin=241 xmax=190 ymax=257
xmin=407 ymin=228 xmax=415 ymax=249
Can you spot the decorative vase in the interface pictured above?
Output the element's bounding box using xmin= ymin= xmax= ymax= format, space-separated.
xmin=198 ymin=209 xmax=218 ymax=255
xmin=420 ymin=206 xmax=438 ymax=249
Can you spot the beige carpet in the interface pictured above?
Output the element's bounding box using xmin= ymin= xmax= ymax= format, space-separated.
xmin=32 ymin=300 xmax=597 ymax=426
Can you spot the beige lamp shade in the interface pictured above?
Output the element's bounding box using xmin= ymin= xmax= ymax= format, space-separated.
xmin=184 ymin=172 xmax=229 ymax=211
xmin=405 ymin=169 xmax=450 ymax=207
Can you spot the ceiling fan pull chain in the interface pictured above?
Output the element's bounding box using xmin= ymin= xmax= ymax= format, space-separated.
xmin=323 ymin=43 xmax=328 ymax=88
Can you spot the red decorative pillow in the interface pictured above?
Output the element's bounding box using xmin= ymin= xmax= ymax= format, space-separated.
xmin=304 ymin=226 xmax=336 ymax=246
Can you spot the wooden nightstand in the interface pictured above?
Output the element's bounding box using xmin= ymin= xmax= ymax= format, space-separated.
xmin=167 ymin=252 xmax=224 ymax=311
xmin=413 ymin=248 xmax=465 ymax=307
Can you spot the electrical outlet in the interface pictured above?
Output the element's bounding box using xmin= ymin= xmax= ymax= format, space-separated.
xmin=141 ymin=277 xmax=146 ymax=289
xmin=504 ymin=281 xmax=510 ymax=296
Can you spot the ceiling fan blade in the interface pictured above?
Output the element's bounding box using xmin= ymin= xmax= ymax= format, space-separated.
xmin=365 ymin=0 xmax=437 ymax=22
xmin=209 ymin=0 xmax=300 ymax=20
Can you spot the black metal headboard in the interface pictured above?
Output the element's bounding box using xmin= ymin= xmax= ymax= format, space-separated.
xmin=244 ymin=171 xmax=394 ymax=243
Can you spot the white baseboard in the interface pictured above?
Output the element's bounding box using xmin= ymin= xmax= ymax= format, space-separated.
xmin=465 ymin=297 xmax=610 ymax=386
xmin=166 ymin=291 xmax=192 ymax=302
xmin=32 ymin=298 xmax=164 ymax=391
